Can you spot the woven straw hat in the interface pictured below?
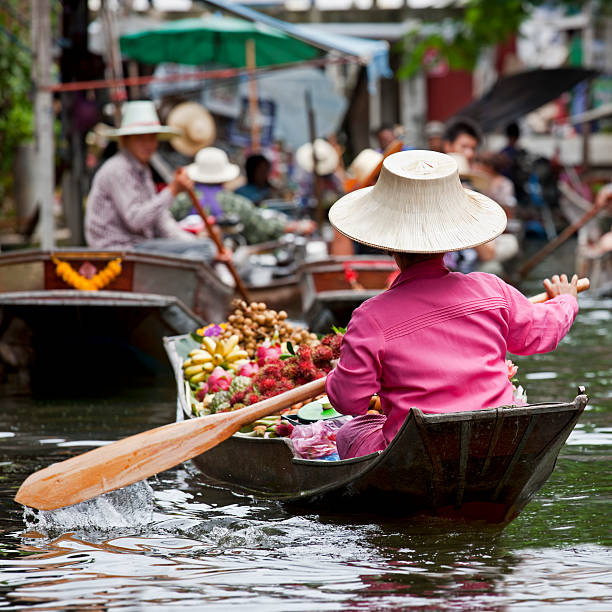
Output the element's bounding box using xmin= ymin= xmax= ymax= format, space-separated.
xmin=295 ymin=139 xmax=339 ymax=176
xmin=167 ymin=102 xmax=216 ymax=156
xmin=347 ymin=148 xmax=383 ymax=184
xmin=186 ymin=147 xmax=240 ymax=184
xmin=107 ymin=101 xmax=181 ymax=139
xmin=328 ymin=150 xmax=506 ymax=253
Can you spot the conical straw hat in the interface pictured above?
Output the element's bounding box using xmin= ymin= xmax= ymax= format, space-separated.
xmin=167 ymin=102 xmax=216 ymax=156
xmin=328 ymin=150 xmax=507 ymax=253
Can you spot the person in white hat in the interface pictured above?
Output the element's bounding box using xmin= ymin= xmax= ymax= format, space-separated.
xmin=85 ymin=101 xmax=217 ymax=262
xmin=178 ymin=147 xmax=286 ymax=245
xmin=324 ymin=150 xmax=581 ymax=459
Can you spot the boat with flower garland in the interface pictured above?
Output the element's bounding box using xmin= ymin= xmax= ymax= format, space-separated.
xmin=0 ymin=249 xmax=233 ymax=388
xmin=164 ymin=301 xmax=588 ymax=525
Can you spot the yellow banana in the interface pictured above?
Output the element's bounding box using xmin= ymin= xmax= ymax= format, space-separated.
xmin=202 ymin=362 xmax=214 ymax=372
xmin=190 ymin=351 xmax=213 ymax=365
xmin=202 ymin=337 xmax=217 ymax=354
xmin=184 ymin=364 xmax=204 ymax=378
xmin=190 ymin=371 xmax=207 ymax=384
xmin=222 ymin=335 xmax=240 ymax=356
xmin=226 ymin=349 xmax=248 ymax=363
xmin=182 ymin=359 xmax=193 ymax=370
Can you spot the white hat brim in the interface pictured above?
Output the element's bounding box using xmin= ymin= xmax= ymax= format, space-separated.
xmin=329 ymin=186 xmax=507 ymax=253
xmin=107 ymin=125 xmax=182 ymax=140
xmin=186 ymin=162 xmax=241 ymax=184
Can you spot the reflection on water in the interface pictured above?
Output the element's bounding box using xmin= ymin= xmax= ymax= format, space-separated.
xmin=0 ymin=266 xmax=610 ymax=609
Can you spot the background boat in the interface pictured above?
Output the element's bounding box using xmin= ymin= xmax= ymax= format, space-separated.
xmin=166 ymin=333 xmax=588 ymax=524
xmin=0 ymin=249 xmax=234 ymax=390
xmin=300 ymin=256 xmax=398 ymax=332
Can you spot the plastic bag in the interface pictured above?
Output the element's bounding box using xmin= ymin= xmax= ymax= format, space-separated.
xmin=289 ymin=416 xmax=351 ymax=459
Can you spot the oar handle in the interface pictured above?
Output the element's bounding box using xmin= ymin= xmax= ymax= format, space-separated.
xmin=528 ymin=277 xmax=590 ymax=304
xmin=186 ymin=186 xmax=250 ymax=303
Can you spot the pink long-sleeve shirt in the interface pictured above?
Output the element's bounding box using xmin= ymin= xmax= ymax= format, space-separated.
xmin=326 ymin=257 xmax=578 ymax=446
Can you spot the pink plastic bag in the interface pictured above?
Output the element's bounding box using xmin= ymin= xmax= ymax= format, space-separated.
xmin=289 ymin=417 xmax=351 ymax=459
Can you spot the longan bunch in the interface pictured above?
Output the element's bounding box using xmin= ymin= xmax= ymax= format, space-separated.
xmin=221 ymin=299 xmax=318 ymax=358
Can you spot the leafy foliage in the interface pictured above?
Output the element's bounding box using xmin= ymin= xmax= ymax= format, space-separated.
xmin=398 ymin=0 xmax=590 ymax=79
xmin=0 ymin=2 xmax=33 ymax=203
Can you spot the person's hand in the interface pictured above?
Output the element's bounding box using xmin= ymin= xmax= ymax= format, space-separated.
xmin=214 ymin=248 xmax=233 ymax=264
xmin=542 ymin=273 xmax=578 ymax=299
xmin=168 ymin=167 xmax=194 ymax=196
xmin=595 ymin=184 xmax=612 ymax=208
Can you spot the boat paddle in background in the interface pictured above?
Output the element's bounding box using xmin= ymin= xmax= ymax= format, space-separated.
xmin=14 ymin=278 xmax=590 ymax=511
xmin=185 ymin=185 xmax=251 ymax=303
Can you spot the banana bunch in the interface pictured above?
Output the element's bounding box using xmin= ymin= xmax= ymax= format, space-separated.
xmin=183 ymin=334 xmax=249 ymax=384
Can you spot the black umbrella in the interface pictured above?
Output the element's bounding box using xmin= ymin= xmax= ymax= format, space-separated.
xmin=454 ymin=68 xmax=598 ymax=132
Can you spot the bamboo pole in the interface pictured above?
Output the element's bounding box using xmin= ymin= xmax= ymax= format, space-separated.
xmin=246 ymin=39 xmax=260 ymax=152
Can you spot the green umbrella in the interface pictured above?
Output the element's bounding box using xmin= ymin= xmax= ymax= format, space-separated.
xmin=119 ymin=15 xmax=321 ymax=68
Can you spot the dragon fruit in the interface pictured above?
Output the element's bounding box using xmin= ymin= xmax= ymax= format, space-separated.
xmin=207 ymin=367 xmax=233 ymax=392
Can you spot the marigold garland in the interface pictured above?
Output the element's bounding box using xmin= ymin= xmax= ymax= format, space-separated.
xmin=52 ymin=256 xmax=122 ymax=291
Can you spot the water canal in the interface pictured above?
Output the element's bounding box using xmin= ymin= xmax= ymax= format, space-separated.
xmin=0 ymin=268 xmax=610 ymax=610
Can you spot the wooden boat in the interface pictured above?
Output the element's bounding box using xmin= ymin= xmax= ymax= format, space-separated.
xmin=165 ymin=333 xmax=588 ymax=524
xmin=300 ymin=256 xmax=398 ymax=332
xmin=0 ymin=249 xmax=233 ymax=387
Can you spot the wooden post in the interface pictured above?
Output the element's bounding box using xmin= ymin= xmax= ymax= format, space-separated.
xmin=246 ymin=39 xmax=260 ymax=152
xmin=32 ymin=0 xmax=55 ymax=250
xmin=101 ymin=0 xmax=125 ymax=126
xmin=306 ymin=90 xmax=324 ymax=229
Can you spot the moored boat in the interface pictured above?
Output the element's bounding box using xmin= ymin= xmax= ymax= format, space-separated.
xmin=300 ymin=256 xmax=398 ymax=332
xmin=0 ymin=249 xmax=234 ymax=389
xmin=165 ymin=333 xmax=588 ymax=524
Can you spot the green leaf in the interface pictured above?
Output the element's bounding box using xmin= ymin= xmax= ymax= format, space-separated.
xmin=331 ymin=325 xmax=347 ymax=335
xmin=286 ymin=341 xmax=296 ymax=355
xmin=190 ymin=332 xmax=204 ymax=343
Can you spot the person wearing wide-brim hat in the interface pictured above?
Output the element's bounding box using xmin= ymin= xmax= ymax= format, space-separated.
xmin=176 ymin=147 xmax=287 ymax=246
xmin=325 ymin=150 xmax=581 ymax=460
xmin=85 ymin=100 xmax=217 ymax=262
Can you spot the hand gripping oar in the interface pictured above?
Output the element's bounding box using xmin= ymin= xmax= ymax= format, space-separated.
xmin=185 ymin=185 xmax=250 ymax=303
xmin=14 ymin=278 xmax=590 ymax=511
xmin=15 ymin=377 xmax=327 ymax=511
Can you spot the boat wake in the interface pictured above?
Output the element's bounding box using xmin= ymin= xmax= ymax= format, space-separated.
xmin=23 ymin=481 xmax=155 ymax=536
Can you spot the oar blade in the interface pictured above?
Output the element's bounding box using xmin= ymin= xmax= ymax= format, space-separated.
xmin=14 ymin=413 xmax=237 ymax=511
xmin=15 ymin=377 xmax=327 ymax=511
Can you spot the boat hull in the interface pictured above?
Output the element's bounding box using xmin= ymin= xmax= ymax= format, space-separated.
xmin=166 ymin=334 xmax=587 ymax=524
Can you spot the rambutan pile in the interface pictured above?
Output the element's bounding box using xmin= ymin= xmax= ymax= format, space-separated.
xmin=226 ymin=334 xmax=342 ymax=408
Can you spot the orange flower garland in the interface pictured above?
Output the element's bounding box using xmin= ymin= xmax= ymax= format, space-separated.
xmin=52 ymin=257 xmax=122 ymax=291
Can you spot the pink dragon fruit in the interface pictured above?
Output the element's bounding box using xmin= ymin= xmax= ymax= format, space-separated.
xmin=256 ymin=341 xmax=282 ymax=366
xmin=207 ymin=367 xmax=233 ymax=392
xmin=238 ymin=361 xmax=260 ymax=377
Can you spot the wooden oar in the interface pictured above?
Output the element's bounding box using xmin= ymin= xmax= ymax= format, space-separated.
xmin=185 ymin=185 xmax=250 ymax=303
xmin=14 ymin=277 xmax=590 ymax=511
xmin=14 ymin=377 xmax=327 ymax=511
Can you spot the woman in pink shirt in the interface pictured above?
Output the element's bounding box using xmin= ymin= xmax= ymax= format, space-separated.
xmin=326 ymin=150 xmax=579 ymax=459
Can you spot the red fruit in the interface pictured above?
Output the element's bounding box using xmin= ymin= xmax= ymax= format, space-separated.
xmin=258 ymin=377 xmax=277 ymax=393
xmin=297 ymin=344 xmax=312 ymax=361
xmin=246 ymin=393 xmax=260 ymax=405
xmin=275 ymin=422 xmax=294 ymax=437
xmin=313 ymin=344 xmax=333 ymax=366
xmin=230 ymin=390 xmax=246 ymax=405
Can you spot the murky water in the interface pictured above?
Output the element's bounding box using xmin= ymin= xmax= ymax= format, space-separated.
xmin=0 ymin=255 xmax=611 ymax=610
